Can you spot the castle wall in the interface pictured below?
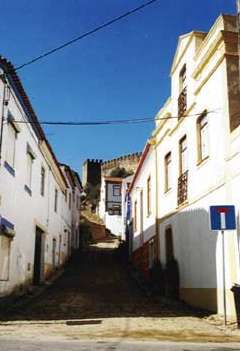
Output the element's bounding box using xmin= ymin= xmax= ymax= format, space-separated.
xmin=101 ymin=153 xmax=141 ymax=177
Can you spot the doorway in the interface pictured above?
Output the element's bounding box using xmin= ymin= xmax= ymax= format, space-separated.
xmin=58 ymin=235 xmax=62 ymax=266
xmin=68 ymin=231 xmax=71 ymax=257
xmin=52 ymin=238 xmax=57 ymax=269
xmin=33 ymin=226 xmax=45 ymax=285
xmin=140 ymin=190 xmax=144 ymax=246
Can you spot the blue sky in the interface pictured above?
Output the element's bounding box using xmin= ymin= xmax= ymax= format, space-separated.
xmin=0 ymin=0 xmax=235 ymax=177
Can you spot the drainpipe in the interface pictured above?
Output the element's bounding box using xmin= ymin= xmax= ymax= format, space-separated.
xmin=154 ymin=142 xmax=160 ymax=262
xmin=0 ymin=74 xmax=7 ymax=166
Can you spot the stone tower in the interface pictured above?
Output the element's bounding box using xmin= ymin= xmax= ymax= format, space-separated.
xmin=82 ymin=159 xmax=103 ymax=187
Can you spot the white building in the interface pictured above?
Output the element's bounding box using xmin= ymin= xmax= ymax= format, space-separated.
xmin=98 ymin=154 xmax=141 ymax=238
xmin=128 ymin=142 xmax=157 ymax=277
xmin=129 ymin=15 xmax=240 ymax=318
xmin=99 ymin=176 xmax=123 ymax=236
xmin=0 ymin=56 xmax=81 ymax=297
xmin=60 ymin=164 xmax=82 ymax=253
xmin=121 ymin=175 xmax=133 ymax=241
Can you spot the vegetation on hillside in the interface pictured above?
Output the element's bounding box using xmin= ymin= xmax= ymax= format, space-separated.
xmin=110 ymin=167 xmax=133 ymax=178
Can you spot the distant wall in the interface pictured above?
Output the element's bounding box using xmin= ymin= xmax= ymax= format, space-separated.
xmin=102 ymin=153 xmax=141 ymax=177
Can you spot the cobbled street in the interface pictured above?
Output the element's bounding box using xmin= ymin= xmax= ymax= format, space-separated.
xmin=0 ymin=238 xmax=240 ymax=345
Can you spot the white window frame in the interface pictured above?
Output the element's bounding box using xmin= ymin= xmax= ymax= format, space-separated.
xmin=40 ymin=166 xmax=45 ymax=196
xmin=6 ymin=122 xmax=17 ymax=169
xmin=54 ymin=189 xmax=58 ymax=213
xmin=197 ymin=112 xmax=209 ymax=162
xmin=179 ymin=135 xmax=188 ymax=175
xmin=26 ymin=143 xmax=35 ymax=191
xmin=164 ymin=152 xmax=172 ymax=192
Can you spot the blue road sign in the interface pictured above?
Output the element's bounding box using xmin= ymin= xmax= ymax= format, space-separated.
xmin=210 ymin=205 xmax=236 ymax=231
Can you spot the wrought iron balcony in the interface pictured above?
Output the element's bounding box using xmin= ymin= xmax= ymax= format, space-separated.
xmin=178 ymin=86 xmax=187 ymax=118
xmin=177 ymin=170 xmax=188 ymax=205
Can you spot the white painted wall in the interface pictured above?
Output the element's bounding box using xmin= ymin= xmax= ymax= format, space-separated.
xmin=121 ymin=175 xmax=133 ymax=241
xmin=152 ymin=15 xmax=240 ymax=317
xmin=0 ymin=70 xmax=80 ymax=297
xmin=105 ymin=213 xmax=122 ymax=237
xmin=130 ymin=148 xmax=156 ymax=253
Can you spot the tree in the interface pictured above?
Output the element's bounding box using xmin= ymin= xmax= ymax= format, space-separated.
xmin=110 ymin=167 xmax=133 ymax=178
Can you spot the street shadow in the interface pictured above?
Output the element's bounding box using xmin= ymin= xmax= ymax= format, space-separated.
xmin=0 ymin=208 xmax=217 ymax=323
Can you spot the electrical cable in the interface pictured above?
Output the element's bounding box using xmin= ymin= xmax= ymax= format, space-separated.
xmin=12 ymin=110 xmax=217 ymax=126
xmin=13 ymin=0 xmax=160 ymax=72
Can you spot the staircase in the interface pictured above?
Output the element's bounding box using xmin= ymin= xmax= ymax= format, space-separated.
xmin=81 ymin=210 xmax=108 ymax=241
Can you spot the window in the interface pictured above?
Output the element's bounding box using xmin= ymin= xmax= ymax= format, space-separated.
xmin=147 ymin=176 xmax=151 ymax=216
xmin=69 ymin=193 xmax=72 ymax=209
xmin=197 ymin=112 xmax=209 ymax=162
xmin=178 ymin=64 xmax=187 ymax=118
xmin=164 ymin=152 xmax=172 ymax=192
xmin=113 ymin=184 xmax=121 ymax=196
xmin=0 ymin=236 xmax=11 ymax=281
xmin=40 ymin=167 xmax=45 ymax=196
xmin=26 ymin=153 xmax=33 ymax=189
xmin=5 ymin=112 xmax=20 ymax=175
xmin=6 ymin=122 xmax=17 ymax=170
xmin=179 ymin=136 xmax=188 ymax=175
xmin=25 ymin=144 xmax=35 ymax=194
xmin=109 ymin=204 xmax=121 ymax=216
xmin=165 ymin=226 xmax=174 ymax=263
xmin=149 ymin=238 xmax=155 ymax=269
xmin=134 ymin=200 xmax=137 ymax=232
xmin=54 ymin=189 xmax=58 ymax=212
xmin=179 ymin=64 xmax=186 ymax=92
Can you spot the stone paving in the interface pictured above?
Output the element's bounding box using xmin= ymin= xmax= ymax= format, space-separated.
xmin=0 ymin=237 xmax=240 ymax=343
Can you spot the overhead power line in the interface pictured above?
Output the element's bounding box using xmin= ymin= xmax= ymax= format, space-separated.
xmin=14 ymin=0 xmax=160 ymax=72
xmin=13 ymin=111 xmax=217 ymax=126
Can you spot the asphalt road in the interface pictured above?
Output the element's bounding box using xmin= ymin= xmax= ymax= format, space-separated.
xmin=0 ymin=339 xmax=240 ymax=351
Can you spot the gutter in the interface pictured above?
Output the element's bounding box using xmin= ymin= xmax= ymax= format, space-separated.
xmin=0 ymin=74 xmax=7 ymax=165
xmin=128 ymin=142 xmax=151 ymax=194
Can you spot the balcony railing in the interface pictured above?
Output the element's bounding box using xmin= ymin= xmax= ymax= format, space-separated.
xmin=177 ymin=170 xmax=188 ymax=205
xmin=178 ymin=86 xmax=187 ymax=118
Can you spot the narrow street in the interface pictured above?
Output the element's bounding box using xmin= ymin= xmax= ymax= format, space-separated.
xmin=0 ymin=236 xmax=240 ymax=348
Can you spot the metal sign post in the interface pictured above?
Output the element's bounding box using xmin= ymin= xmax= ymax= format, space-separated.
xmin=221 ymin=229 xmax=227 ymax=326
xmin=218 ymin=207 xmax=228 ymax=326
xmin=210 ymin=205 xmax=236 ymax=326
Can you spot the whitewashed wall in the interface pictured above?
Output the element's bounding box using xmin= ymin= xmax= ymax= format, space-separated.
xmin=0 ymin=73 xmax=78 ymax=297
xmin=153 ymin=15 xmax=240 ymax=317
xmin=130 ymin=148 xmax=156 ymax=252
xmin=105 ymin=213 xmax=122 ymax=237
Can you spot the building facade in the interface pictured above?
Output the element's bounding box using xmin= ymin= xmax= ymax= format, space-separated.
xmin=0 ymin=57 xmax=81 ymax=297
xmin=128 ymin=142 xmax=157 ymax=278
xmin=98 ymin=153 xmax=141 ymax=237
xmin=99 ymin=176 xmax=123 ymax=236
xmin=129 ymin=15 xmax=240 ymax=318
